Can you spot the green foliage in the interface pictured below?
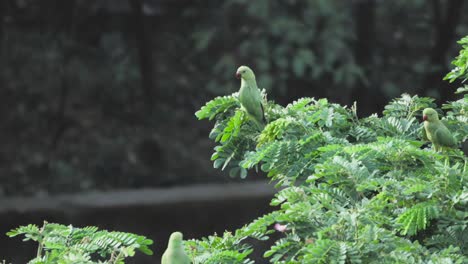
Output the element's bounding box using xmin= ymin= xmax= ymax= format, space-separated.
xmin=7 ymin=222 xmax=153 ymax=264
xmin=443 ymin=87 xmax=468 ymax=143
xmin=195 ymin=88 xmax=467 ymax=263
xmin=193 ymin=39 xmax=468 ymax=262
xmin=186 ymin=212 xmax=278 ymax=264
xmin=195 ymin=94 xmax=240 ymax=121
xmin=396 ymin=202 xmax=439 ymax=236
xmin=382 ymin=93 xmax=436 ymax=119
xmin=445 ymin=36 xmax=468 ymax=83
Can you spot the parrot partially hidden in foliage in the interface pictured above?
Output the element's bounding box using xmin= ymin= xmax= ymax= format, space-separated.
xmin=161 ymin=232 xmax=191 ymax=264
xmin=236 ymin=65 xmax=266 ymax=130
xmin=422 ymin=108 xmax=457 ymax=152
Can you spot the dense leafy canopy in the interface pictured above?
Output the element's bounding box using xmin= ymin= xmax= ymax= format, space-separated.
xmin=191 ymin=39 xmax=468 ymax=263
xmin=7 ymin=222 xmax=153 ymax=264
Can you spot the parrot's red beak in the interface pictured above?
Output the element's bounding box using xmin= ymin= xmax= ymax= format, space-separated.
xmin=423 ymin=115 xmax=428 ymax=121
xmin=235 ymin=72 xmax=241 ymax=79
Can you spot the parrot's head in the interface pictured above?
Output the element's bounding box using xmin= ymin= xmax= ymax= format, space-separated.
xmin=422 ymin=108 xmax=439 ymax=122
xmin=236 ymin=65 xmax=255 ymax=80
xmin=168 ymin=231 xmax=184 ymax=246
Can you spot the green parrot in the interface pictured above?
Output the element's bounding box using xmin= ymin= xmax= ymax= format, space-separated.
xmin=236 ymin=65 xmax=266 ymax=130
xmin=161 ymin=232 xmax=191 ymax=264
xmin=422 ymin=108 xmax=457 ymax=151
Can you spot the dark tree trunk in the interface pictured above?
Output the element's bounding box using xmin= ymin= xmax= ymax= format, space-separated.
xmin=350 ymin=0 xmax=380 ymax=116
xmin=420 ymin=0 xmax=464 ymax=102
xmin=129 ymin=0 xmax=156 ymax=110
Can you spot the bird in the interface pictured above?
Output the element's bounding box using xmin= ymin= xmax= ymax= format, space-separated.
xmin=236 ymin=65 xmax=266 ymax=130
xmin=161 ymin=232 xmax=191 ymax=264
xmin=422 ymin=108 xmax=457 ymax=152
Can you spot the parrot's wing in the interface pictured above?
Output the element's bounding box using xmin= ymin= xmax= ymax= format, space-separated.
xmin=246 ymin=87 xmax=265 ymax=126
xmin=434 ymin=126 xmax=457 ymax=148
xmin=253 ymin=87 xmax=266 ymax=123
xmin=260 ymin=103 xmax=266 ymax=123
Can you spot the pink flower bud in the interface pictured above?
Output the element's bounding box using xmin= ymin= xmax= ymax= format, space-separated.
xmin=274 ymin=223 xmax=287 ymax=232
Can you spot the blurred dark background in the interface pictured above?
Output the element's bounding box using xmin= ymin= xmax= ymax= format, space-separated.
xmin=0 ymin=0 xmax=467 ymax=262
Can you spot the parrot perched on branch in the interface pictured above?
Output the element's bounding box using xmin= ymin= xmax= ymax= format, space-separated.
xmin=161 ymin=232 xmax=191 ymax=264
xmin=422 ymin=108 xmax=457 ymax=152
xmin=236 ymin=65 xmax=266 ymax=130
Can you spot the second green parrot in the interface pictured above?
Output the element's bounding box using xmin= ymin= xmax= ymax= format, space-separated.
xmin=422 ymin=108 xmax=457 ymax=151
xmin=236 ymin=65 xmax=266 ymax=130
xmin=161 ymin=232 xmax=191 ymax=264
